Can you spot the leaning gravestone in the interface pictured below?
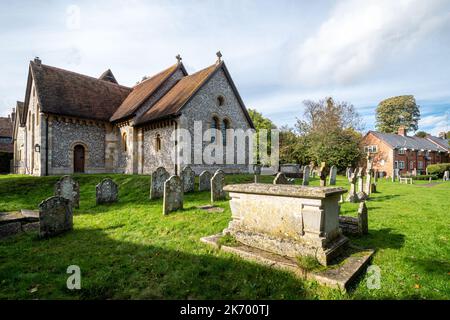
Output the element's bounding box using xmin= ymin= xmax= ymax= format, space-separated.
xmin=329 ymin=165 xmax=337 ymax=185
xmin=346 ymin=172 xmax=358 ymax=203
xmin=181 ymin=166 xmax=195 ymax=193
xmin=150 ymin=167 xmax=170 ymax=199
xmin=199 ymin=171 xmax=212 ymax=191
xmin=273 ymin=172 xmax=289 ymax=184
xmin=39 ymin=196 xmax=73 ymax=238
xmin=211 ymin=170 xmax=226 ymax=202
xmin=163 ymin=175 xmax=183 ymax=215
xmin=54 ymin=176 xmax=80 ymax=208
xmin=96 ymin=178 xmax=118 ymax=205
xmin=302 ymin=166 xmax=310 ymax=186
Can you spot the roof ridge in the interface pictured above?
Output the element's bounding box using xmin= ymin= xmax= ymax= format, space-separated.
xmin=31 ymin=61 xmax=131 ymax=90
xmin=132 ymin=63 xmax=180 ymax=89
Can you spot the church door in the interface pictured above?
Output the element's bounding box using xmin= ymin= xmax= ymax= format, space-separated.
xmin=74 ymin=145 xmax=85 ymax=173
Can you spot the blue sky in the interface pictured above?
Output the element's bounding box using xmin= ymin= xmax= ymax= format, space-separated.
xmin=1 ymin=0 xmax=449 ymax=134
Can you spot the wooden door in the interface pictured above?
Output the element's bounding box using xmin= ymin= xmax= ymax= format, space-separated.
xmin=74 ymin=145 xmax=85 ymax=173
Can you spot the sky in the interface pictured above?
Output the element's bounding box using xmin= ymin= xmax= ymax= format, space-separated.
xmin=1 ymin=0 xmax=449 ymax=135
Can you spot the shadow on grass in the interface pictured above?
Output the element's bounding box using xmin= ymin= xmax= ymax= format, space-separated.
xmin=0 ymin=227 xmax=323 ymax=300
xmin=351 ymin=228 xmax=406 ymax=250
xmin=370 ymin=194 xmax=401 ymax=202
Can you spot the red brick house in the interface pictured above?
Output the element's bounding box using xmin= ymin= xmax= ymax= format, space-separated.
xmin=361 ymin=126 xmax=449 ymax=177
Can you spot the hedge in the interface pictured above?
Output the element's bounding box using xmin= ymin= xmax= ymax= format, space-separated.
xmin=426 ymin=163 xmax=450 ymax=177
xmin=412 ymin=174 xmax=438 ymax=180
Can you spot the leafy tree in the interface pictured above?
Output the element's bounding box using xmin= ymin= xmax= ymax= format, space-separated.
xmin=248 ymin=109 xmax=277 ymax=164
xmin=375 ymin=95 xmax=420 ymax=133
xmin=279 ymin=126 xmax=310 ymax=164
xmin=415 ymin=131 xmax=428 ymax=138
xmin=295 ymin=97 xmax=364 ymax=170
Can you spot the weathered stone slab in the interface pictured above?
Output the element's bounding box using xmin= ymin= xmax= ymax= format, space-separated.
xmin=302 ymin=166 xmax=310 ymax=186
xmin=150 ymin=167 xmax=170 ymax=199
xmin=181 ymin=166 xmax=195 ymax=193
xmin=0 ymin=222 xmax=21 ymax=239
xmin=222 ymin=183 xmax=348 ymax=266
xmin=163 ymin=175 xmax=183 ymax=215
xmin=273 ymin=172 xmax=289 ymax=185
xmin=329 ymin=165 xmax=337 ymax=185
xmin=54 ymin=176 xmax=80 ymax=208
xmin=198 ymin=171 xmax=212 ymax=191
xmin=211 ymin=170 xmax=226 ymax=202
xmin=201 ymin=234 xmax=374 ymax=292
xmin=39 ymin=196 xmax=73 ymax=238
xmin=96 ymin=178 xmax=118 ymax=205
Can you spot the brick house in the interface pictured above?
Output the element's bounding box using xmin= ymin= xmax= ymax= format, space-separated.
xmin=0 ymin=113 xmax=14 ymax=173
xmin=361 ymin=126 xmax=449 ymax=177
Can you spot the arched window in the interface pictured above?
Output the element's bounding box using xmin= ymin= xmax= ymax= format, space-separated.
xmin=222 ymin=119 xmax=230 ymax=146
xmin=156 ymin=134 xmax=161 ymax=152
xmin=217 ymin=96 xmax=225 ymax=106
xmin=211 ymin=117 xmax=220 ymax=143
xmin=122 ymin=132 xmax=127 ymax=152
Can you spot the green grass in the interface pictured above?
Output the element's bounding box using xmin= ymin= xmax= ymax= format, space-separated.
xmin=0 ymin=173 xmax=449 ymax=300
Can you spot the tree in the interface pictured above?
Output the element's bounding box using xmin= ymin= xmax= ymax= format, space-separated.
xmin=415 ymin=131 xmax=428 ymax=138
xmin=295 ymin=97 xmax=364 ymax=169
xmin=248 ymin=109 xmax=277 ymax=164
xmin=375 ymin=95 xmax=420 ymax=133
xmin=279 ymin=126 xmax=310 ymax=164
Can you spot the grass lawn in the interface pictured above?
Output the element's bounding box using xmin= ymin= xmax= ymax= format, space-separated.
xmin=0 ymin=173 xmax=449 ymax=299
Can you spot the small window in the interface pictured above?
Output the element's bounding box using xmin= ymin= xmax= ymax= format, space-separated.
xmin=156 ymin=134 xmax=161 ymax=152
xmin=122 ymin=133 xmax=127 ymax=152
xmin=398 ymin=161 xmax=405 ymax=169
xmin=211 ymin=117 xmax=220 ymax=143
xmin=410 ymin=161 xmax=414 ymax=169
xmin=418 ymin=161 xmax=423 ymax=169
xmin=364 ymin=145 xmax=378 ymax=153
xmin=398 ymin=148 xmax=405 ymax=155
xmin=217 ymin=96 xmax=225 ymax=106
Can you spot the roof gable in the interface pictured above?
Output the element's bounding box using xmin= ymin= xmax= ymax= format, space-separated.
xmin=99 ymin=69 xmax=118 ymax=84
xmin=110 ymin=63 xmax=187 ymax=122
xmin=26 ymin=61 xmax=132 ymax=122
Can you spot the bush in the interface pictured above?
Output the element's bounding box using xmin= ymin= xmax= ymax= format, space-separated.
xmin=412 ymin=175 xmax=438 ymax=180
xmin=426 ymin=163 xmax=450 ymax=177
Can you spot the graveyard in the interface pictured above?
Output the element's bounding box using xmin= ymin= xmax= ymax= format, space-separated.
xmin=0 ymin=172 xmax=449 ymax=300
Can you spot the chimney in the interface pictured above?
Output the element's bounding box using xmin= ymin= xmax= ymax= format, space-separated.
xmin=11 ymin=108 xmax=16 ymax=124
xmin=34 ymin=57 xmax=41 ymax=66
xmin=398 ymin=126 xmax=407 ymax=137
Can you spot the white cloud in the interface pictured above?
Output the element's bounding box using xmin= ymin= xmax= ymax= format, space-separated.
xmin=419 ymin=113 xmax=449 ymax=135
xmin=289 ymin=0 xmax=450 ymax=86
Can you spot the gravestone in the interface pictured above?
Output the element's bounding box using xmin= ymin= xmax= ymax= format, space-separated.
xmin=302 ymin=166 xmax=310 ymax=186
xmin=54 ymin=176 xmax=80 ymax=208
xmin=150 ymin=167 xmax=170 ymax=199
xmin=181 ymin=166 xmax=195 ymax=193
xmin=443 ymin=171 xmax=449 ymax=181
xmin=273 ymin=172 xmax=289 ymax=184
xmin=39 ymin=196 xmax=73 ymax=238
xmin=374 ymin=170 xmax=378 ymax=183
xmin=319 ymin=163 xmax=328 ymax=187
xmin=211 ymin=170 xmax=226 ymax=202
xmin=96 ymin=178 xmax=118 ymax=204
xmin=346 ymin=167 xmax=353 ymax=179
xmin=358 ymin=201 xmax=368 ymax=235
xmin=163 ymin=176 xmax=183 ymax=215
xmin=364 ymin=169 xmax=372 ymax=195
xmin=392 ymin=168 xmax=399 ymax=182
xmin=329 ymin=165 xmax=337 ymax=185
xmin=357 ymin=167 xmax=364 ymax=192
xmin=199 ymin=171 xmax=212 ymax=191
xmin=346 ymin=172 xmax=358 ymax=203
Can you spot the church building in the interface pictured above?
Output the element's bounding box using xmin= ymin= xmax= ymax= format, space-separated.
xmin=12 ymin=53 xmax=254 ymax=176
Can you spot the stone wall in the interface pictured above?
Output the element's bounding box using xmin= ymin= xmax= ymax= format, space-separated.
xmin=49 ymin=118 xmax=107 ymax=174
xmin=179 ymin=68 xmax=252 ymax=175
xmin=143 ymin=124 xmax=176 ymax=175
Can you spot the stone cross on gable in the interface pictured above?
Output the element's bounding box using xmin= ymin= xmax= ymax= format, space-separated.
xmin=176 ymin=54 xmax=182 ymax=63
xmin=216 ymin=51 xmax=222 ymax=62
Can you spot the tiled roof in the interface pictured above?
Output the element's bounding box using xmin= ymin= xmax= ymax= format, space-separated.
xmin=426 ymin=135 xmax=450 ymax=151
xmin=135 ymin=63 xmax=220 ymax=125
xmin=110 ymin=63 xmax=182 ymax=122
xmin=0 ymin=117 xmax=13 ymax=137
xmin=30 ymin=61 xmax=132 ymax=121
xmin=370 ymin=131 xmax=448 ymax=152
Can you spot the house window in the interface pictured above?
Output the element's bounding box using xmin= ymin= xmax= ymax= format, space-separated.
xmin=156 ymin=134 xmax=161 ymax=152
xmin=122 ymin=132 xmax=127 ymax=152
xmin=398 ymin=148 xmax=406 ymax=155
xmin=222 ymin=119 xmax=229 ymax=146
xmin=364 ymin=145 xmax=378 ymax=153
xmin=398 ymin=161 xmax=405 ymax=169
xmin=418 ymin=161 xmax=423 ymax=169
xmin=217 ymin=96 xmax=225 ymax=106
xmin=211 ymin=117 xmax=220 ymax=143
